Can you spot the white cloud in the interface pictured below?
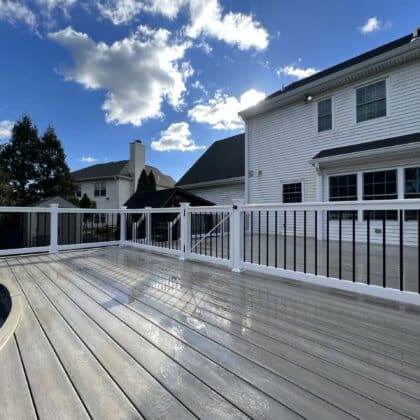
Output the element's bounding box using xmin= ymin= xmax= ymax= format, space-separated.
xmin=277 ymin=65 xmax=318 ymax=80
xmin=49 ymin=26 xmax=192 ymax=126
xmin=151 ymin=122 xmax=204 ymax=152
xmin=188 ymin=88 xmax=265 ymax=130
xmin=96 ymin=0 xmax=269 ymax=50
xmin=0 ymin=120 xmax=14 ymax=140
xmin=0 ymin=0 xmax=37 ymax=28
xmin=81 ymin=156 xmax=98 ymax=163
xmin=359 ymin=17 xmax=381 ymax=34
xmin=36 ymin=0 xmax=76 ymax=12
xmin=186 ymin=0 xmax=268 ymax=50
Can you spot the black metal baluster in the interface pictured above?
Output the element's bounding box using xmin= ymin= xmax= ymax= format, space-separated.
xmin=400 ymin=210 xmax=404 ymax=291
xmin=242 ymin=212 xmax=246 ymax=263
xmin=339 ymin=211 xmax=342 ymax=280
xmin=275 ymin=211 xmax=278 ymax=268
xmin=266 ymin=211 xmax=269 ymax=266
xmin=326 ymin=211 xmax=330 ymax=277
xmin=258 ymin=211 xmax=261 ymax=265
xmin=227 ymin=214 xmax=230 ymax=260
xmin=303 ymin=211 xmax=307 ymax=273
xmin=367 ymin=211 xmax=370 ymax=285
xmin=293 ymin=211 xmax=296 ymax=272
xmin=191 ymin=213 xmax=193 ymax=253
xmin=352 ymin=211 xmax=356 ymax=283
xmin=315 ymin=211 xmax=318 ymax=276
xmin=418 ymin=211 xmax=420 ymax=293
xmin=210 ymin=213 xmax=213 ymax=257
xmin=215 ymin=212 xmax=219 ymax=258
xmin=221 ymin=212 xmax=224 ymax=259
xmin=284 ymin=211 xmax=287 ymax=269
xmin=204 ymin=213 xmax=207 ymax=256
xmin=250 ymin=212 xmax=254 ymax=263
xmin=382 ymin=213 xmax=386 ymax=288
xmin=199 ymin=212 xmax=202 ymax=255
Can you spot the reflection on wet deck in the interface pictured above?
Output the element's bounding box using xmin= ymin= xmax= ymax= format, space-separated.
xmin=1 ymin=246 xmax=420 ymax=419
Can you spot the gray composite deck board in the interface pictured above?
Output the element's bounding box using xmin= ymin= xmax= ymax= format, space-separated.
xmin=55 ymin=251 xmax=418 ymax=419
xmin=0 ymin=247 xmax=419 ymax=419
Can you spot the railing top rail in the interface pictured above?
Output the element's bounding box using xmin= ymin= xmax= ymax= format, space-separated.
xmin=242 ymin=199 xmax=420 ymax=212
xmin=0 ymin=206 xmax=55 ymax=213
xmin=123 ymin=208 xmax=181 ymax=214
xmin=188 ymin=205 xmax=232 ymax=212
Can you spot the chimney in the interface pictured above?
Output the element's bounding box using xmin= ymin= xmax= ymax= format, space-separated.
xmin=129 ymin=140 xmax=146 ymax=191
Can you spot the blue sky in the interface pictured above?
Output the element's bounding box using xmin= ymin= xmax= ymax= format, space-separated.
xmin=0 ymin=0 xmax=419 ymax=181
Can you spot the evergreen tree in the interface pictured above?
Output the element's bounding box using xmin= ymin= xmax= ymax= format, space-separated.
xmin=79 ymin=193 xmax=92 ymax=208
xmin=0 ymin=115 xmax=41 ymax=204
xmin=147 ymin=170 xmax=156 ymax=192
xmin=37 ymin=125 xmax=75 ymax=199
xmin=136 ymin=169 xmax=149 ymax=192
xmin=0 ymin=169 xmax=13 ymax=205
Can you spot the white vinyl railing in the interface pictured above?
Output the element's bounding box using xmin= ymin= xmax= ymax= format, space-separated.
xmin=1 ymin=199 xmax=420 ymax=305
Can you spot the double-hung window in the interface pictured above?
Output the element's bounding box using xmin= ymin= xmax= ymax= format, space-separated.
xmin=404 ymin=167 xmax=420 ymax=220
xmin=318 ymin=98 xmax=332 ymax=132
xmin=329 ymin=174 xmax=357 ymax=219
xmin=282 ymin=183 xmax=302 ymax=203
xmin=94 ymin=181 xmax=106 ymax=197
xmin=363 ymin=169 xmax=397 ymax=220
xmin=356 ymin=80 xmax=386 ymax=123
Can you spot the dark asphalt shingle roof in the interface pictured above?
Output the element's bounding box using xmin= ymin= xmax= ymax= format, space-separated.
xmin=264 ymin=34 xmax=413 ymax=102
xmin=313 ymin=132 xmax=420 ymax=160
xmin=71 ymin=161 xmax=175 ymax=188
xmin=176 ymin=133 xmax=245 ymax=186
xmin=124 ymin=188 xmax=214 ymax=208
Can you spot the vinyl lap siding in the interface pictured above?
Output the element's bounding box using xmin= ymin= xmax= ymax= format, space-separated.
xmin=187 ymin=182 xmax=244 ymax=205
xmin=247 ymin=60 xmax=420 ymax=245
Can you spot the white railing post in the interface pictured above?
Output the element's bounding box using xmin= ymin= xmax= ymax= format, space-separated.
xmin=119 ymin=206 xmax=127 ymax=245
xmin=231 ymin=199 xmax=244 ymax=273
xmin=145 ymin=207 xmax=152 ymax=245
xmin=179 ymin=202 xmax=190 ymax=261
xmin=49 ymin=203 xmax=59 ymax=254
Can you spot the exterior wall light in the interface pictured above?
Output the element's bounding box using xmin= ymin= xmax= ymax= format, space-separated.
xmin=305 ymin=94 xmax=313 ymax=103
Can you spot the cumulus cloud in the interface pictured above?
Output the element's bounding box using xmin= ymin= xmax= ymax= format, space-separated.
xmin=0 ymin=0 xmax=37 ymax=28
xmin=277 ymin=65 xmax=318 ymax=80
xmin=37 ymin=0 xmax=76 ymax=13
xmin=96 ymin=0 xmax=269 ymax=50
xmin=359 ymin=17 xmax=381 ymax=34
xmin=81 ymin=156 xmax=98 ymax=163
xmin=151 ymin=122 xmax=204 ymax=151
xmin=188 ymin=88 xmax=265 ymax=130
xmin=0 ymin=120 xmax=14 ymax=140
xmin=49 ymin=26 xmax=192 ymax=126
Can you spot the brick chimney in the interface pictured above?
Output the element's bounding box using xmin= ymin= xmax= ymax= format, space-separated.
xmin=129 ymin=140 xmax=146 ymax=191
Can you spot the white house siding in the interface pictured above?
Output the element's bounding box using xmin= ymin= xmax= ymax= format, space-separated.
xmin=187 ymin=182 xmax=244 ymax=205
xmin=247 ymin=60 xmax=420 ymax=245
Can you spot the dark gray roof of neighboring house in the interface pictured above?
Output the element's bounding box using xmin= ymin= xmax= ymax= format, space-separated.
xmin=71 ymin=161 xmax=175 ymax=188
xmin=124 ymin=188 xmax=214 ymax=208
xmin=312 ymin=132 xmax=420 ymax=160
xmin=264 ymin=34 xmax=413 ymax=102
xmin=176 ymin=133 xmax=245 ymax=186
xmin=71 ymin=160 xmax=130 ymax=180
xmin=31 ymin=196 xmax=78 ymax=208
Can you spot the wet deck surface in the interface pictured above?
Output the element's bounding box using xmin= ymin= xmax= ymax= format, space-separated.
xmin=0 ymin=246 xmax=420 ymax=419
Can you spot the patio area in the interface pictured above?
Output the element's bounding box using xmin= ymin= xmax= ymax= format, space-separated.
xmin=1 ymin=246 xmax=420 ymax=419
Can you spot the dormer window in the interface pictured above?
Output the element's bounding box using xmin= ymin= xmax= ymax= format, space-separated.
xmin=317 ymin=98 xmax=332 ymax=132
xmin=356 ymin=80 xmax=386 ymax=123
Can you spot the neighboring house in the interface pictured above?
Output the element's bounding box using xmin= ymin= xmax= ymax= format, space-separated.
xmin=28 ymin=196 xmax=82 ymax=246
xmin=72 ymin=141 xmax=175 ymax=209
xmin=176 ymin=133 xmax=245 ymax=205
xmin=125 ymin=187 xmax=214 ymax=209
xmin=240 ymin=28 xmax=420 ymax=243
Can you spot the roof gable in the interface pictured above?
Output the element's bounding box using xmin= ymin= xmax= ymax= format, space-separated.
xmin=177 ymin=133 xmax=245 ymax=186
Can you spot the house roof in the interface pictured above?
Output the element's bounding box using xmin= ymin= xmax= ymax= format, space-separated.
xmin=71 ymin=161 xmax=175 ymax=188
xmin=176 ymin=133 xmax=245 ymax=187
xmin=265 ymin=34 xmax=413 ymax=102
xmin=31 ymin=196 xmax=78 ymax=208
xmin=124 ymin=188 xmax=214 ymax=209
xmin=312 ymin=132 xmax=420 ymax=160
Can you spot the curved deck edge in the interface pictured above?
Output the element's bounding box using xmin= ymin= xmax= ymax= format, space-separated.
xmin=0 ymin=278 xmax=21 ymax=352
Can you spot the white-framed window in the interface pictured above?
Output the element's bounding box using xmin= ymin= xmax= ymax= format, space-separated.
xmin=94 ymin=181 xmax=106 ymax=197
xmin=282 ymin=182 xmax=302 ymax=203
xmin=363 ymin=169 xmax=397 ymax=220
xmin=317 ymin=97 xmax=333 ymax=132
xmin=328 ymin=174 xmax=357 ymax=219
xmin=404 ymin=167 xmax=420 ymax=221
xmin=356 ymin=79 xmax=386 ymax=123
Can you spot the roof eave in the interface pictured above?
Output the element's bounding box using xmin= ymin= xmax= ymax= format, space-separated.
xmin=240 ymin=40 xmax=420 ymax=120
xmin=177 ymin=176 xmax=245 ymax=189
